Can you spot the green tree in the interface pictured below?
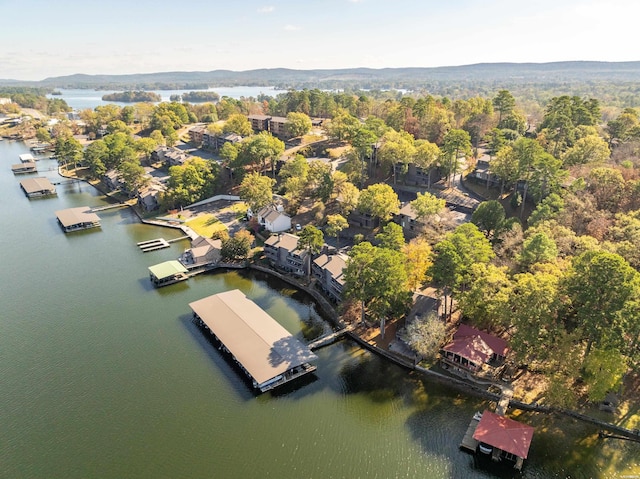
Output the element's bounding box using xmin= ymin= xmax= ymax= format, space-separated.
xmin=106 ymin=120 xmax=131 ymax=135
xmin=135 ymin=137 xmax=158 ymax=161
xmin=471 ymin=200 xmax=507 ymax=242
xmin=440 ymin=129 xmax=472 ymax=186
xmin=564 ymin=250 xmax=640 ymax=357
xmin=410 ymin=191 xmax=446 ymax=231
xmin=507 ymin=267 xmax=563 ymax=365
xmin=458 ymin=263 xmax=511 ymax=329
xmin=519 ymin=232 xmax=558 ymax=268
xmin=357 ymin=183 xmax=400 ymax=222
xmin=83 ymin=139 xmax=109 ymax=178
xmin=239 ymin=172 xmax=274 ymax=213
xmin=307 ymin=160 xmax=334 ymax=203
xmin=219 ymin=142 xmax=239 ymax=165
xmin=118 ymin=158 xmax=147 ymax=194
xmin=36 ymin=127 xmax=51 ymax=144
xmin=336 ymin=181 xmax=360 ymax=216
xmin=583 ymin=347 xmax=628 ymax=402
xmin=223 ymin=113 xmax=253 ymax=137
xmin=163 ymin=157 xmax=219 ymax=208
xmin=377 ymin=129 xmax=416 ymax=184
xmin=413 ymin=140 xmax=440 ymax=188
xmin=343 ymin=242 xmax=411 ymax=336
xmin=240 ymin=131 xmax=285 ymax=177
xmin=221 ymin=230 xmax=253 ymax=261
xmin=326 ymin=109 xmax=360 ymax=141
xmin=286 ymin=112 xmax=312 ymax=137
xmin=325 ymin=214 xmax=348 ymax=247
xmin=562 ymin=134 xmax=610 ymax=166
xmin=376 ymin=222 xmax=405 ymax=251
xmin=55 ymin=135 xmax=83 ymax=170
xmin=428 ymin=240 xmax=462 ymax=320
xmin=492 ymin=90 xmax=516 ymax=124
xmin=489 ymin=144 xmax=520 ymax=195
xmin=298 ymin=225 xmax=324 ymax=255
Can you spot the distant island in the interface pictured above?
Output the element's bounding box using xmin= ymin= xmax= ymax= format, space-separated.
xmin=101 ymin=90 xmax=162 ymax=102
xmin=175 ymin=91 xmax=220 ymax=103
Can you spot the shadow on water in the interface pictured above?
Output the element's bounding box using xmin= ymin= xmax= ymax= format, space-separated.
xmin=179 ymin=313 xmax=257 ymax=401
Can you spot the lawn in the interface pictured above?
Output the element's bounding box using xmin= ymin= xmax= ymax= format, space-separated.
xmin=186 ymin=213 xmax=227 ymax=237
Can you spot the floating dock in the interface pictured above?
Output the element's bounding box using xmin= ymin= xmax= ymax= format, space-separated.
xmin=138 ymin=238 xmax=170 ymax=252
xmin=460 ymin=415 xmax=481 ymax=452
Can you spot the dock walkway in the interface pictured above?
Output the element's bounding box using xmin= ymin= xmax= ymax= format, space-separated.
xmin=91 ymin=203 xmax=128 ymax=212
xmin=308 ymin=325 xmax=354 ymax=350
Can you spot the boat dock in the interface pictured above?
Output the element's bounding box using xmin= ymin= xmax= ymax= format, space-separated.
xmin=307 ymin=325 xmax=354 ymax=350
xmin=460 ymin=415 xmax=481 ymax=452
xmin=137 ymin=236 xmax=190 ymax=252
xmin=138 ymin=238 xmax=170 ymax=252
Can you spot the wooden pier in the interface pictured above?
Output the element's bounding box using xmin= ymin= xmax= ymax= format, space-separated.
xmin=137 ymin=236 xmax=190 ymax=253
xmin=90 ymin=203 xmax=128 ymax=212
xmin=308 ymin=325 xmax=354 ymax=350
xmin=137 ymin=238 xmax=170 ymax=252
xmin=460 ymin=416 xmax=480 ymax=452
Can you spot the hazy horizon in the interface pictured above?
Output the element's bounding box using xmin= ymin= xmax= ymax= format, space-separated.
xmin=2 ymin=0 xmax=639 ymax=81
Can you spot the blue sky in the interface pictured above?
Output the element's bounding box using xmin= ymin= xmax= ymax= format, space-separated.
xmin=1 ymin=0 xmax=638 ymax=80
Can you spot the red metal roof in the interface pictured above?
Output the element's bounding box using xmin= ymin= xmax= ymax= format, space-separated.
xmin=442 ymin=335 xmax=493 ymax=365
xmin=473 ymin=410 xmax=534 ymax=459
xmin=455 ymin=324 xmax=509 ymax=357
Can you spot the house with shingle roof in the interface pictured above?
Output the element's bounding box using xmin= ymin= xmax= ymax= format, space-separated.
xmin=257 ymin=204 xmax=291 ymax=233
xmin=312 ymin=253 xmax=348 ymax=302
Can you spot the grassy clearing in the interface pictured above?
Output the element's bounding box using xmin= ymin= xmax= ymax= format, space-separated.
xmin=186 ymin=213 xmax=227 ymax=237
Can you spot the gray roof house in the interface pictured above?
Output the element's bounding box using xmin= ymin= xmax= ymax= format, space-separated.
xmin=264 ymin=233 xmax=308 ymax=276
xmin=312 ymin=253 xmax=348 ymax=303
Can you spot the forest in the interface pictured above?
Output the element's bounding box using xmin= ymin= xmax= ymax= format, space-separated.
xmin=3 ymin=78 xmax=639 ymax=410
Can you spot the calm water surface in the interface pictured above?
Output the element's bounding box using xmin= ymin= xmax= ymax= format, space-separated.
xmin=48 ymin=87 xmax=289 ymax=111
xmin=0 ymin=140 xmax=638 ymax=478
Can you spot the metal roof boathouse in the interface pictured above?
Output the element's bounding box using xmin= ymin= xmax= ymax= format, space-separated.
xmin=148 ymin=260 xmax=189 ymax=287
xmin=19 ymin=177 xmax=56 ymax=198
xmin=11 ymin=162 xmax=37 ymax=174
xmin=190 ymin=289 xmax=317 ymax=392
xmin=55 ymin=207 xmax=101 ymax=233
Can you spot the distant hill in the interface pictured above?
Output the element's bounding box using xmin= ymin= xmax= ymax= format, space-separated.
xmin=3 ymin=61 xmax=640 ymax=92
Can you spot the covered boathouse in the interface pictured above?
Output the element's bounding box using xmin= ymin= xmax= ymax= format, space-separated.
xmin=55 ymin=207 xmax=101 ymax=233
xmin=190 ymin=289 xmax=318 ymax=392
xmin=11 ymin=162 xmax=37 ymax=174
xmin=472 ymin=410 xmax=534 ymax=471
xmin=19 ymin=177 xmax=56 ymax=198
xmin=148 ymin=260 xmax=189 ymax=287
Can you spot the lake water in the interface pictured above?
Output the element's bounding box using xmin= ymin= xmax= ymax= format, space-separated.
xmin=48 ymin=87 xmax=289 ymax=111
xmin=0 ymin=139 xmax=638 ymax=478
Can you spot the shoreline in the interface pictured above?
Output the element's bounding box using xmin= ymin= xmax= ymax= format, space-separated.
xmin=57 ymin=163 xmax=640 ymax=443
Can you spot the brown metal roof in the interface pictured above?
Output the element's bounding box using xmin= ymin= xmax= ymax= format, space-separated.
xmin=55 ymin=206 xmax=100 ymax=228
xmin=189 ymin=289 xmax=317 ymax=386
xmin=20 ymin=177 xmax=56 ymax=194
xmin=12 ymin=162 xmax=36 ymax=171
